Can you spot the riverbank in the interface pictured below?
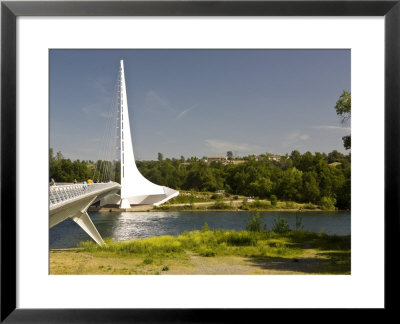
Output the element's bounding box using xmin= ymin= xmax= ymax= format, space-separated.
xmin=88 ymin=201 xmax=335 ymax=213
xmin=50 ymin=229 xmax=350 ymax=275
xmin=88 ymin=191 xmax=342 ymax=213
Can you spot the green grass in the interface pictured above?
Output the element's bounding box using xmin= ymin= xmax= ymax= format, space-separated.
xmin=79 ymin=229 xmax=350 ymax=264
xmin=51 ymin=227 xmax=350 ymax=275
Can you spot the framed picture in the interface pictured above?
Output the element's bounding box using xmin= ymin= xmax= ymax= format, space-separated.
xmin=1 ymin=0 xmax=398 ymax=321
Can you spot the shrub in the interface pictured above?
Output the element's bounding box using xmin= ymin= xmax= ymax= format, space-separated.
xmin=198 ymin=247 xmax=216 ymax=257
xmin=270 ymin=195 xmax=278 ymax=206
xmin=240 ymin=199 xmax=249 ymax=210
xmin=250 ymin=198 xmax=268 ymax=209
xmin=212 ymin=198 xmax=228 ymax=209
xmin=272 ymin=216 xmax=290 ymax=233
xmin=246 ymin=211 xmax=263 ymax=232
xmin=223 ymin=231 xmax=255 ymax=246
xmin=201 ymin=222 xmax=210 ymax=232
xmin=319 ymin=196 xmax=336 ymax=210
xmin=285 ymin=201 xmax=295 ymax=208
xmin=143 ymin=257 xmax=153 ymax=264
xmin=303 ymin=202 xmax=317 ymax=210
xmin=295 ymin=214 xmax=303 ymax=230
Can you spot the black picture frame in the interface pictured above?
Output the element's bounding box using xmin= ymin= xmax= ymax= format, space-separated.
xmin=1 ymin=0 xmax=399 ymax=322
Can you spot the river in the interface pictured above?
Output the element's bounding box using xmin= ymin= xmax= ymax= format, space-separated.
xmin=49 ymin=211 xmax=350 ymax=249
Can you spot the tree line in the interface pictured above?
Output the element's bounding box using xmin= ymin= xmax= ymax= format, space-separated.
xmin=49 ymin=148 xmax=120 ymax=183
xmin=50 ymin=148 xmax=350 ymax=210
xmin=138 ymin=150 xmax=350 ymax=210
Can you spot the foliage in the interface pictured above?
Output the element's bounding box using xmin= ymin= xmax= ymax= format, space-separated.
xmin=272 ymin=217 xmax=290 ymax=233
xmin=319 ymin=196 xmax=337 ymax=210
xmin=270 ymin=195 xmax=278 ymax=206
xmin=334 ymin=90 xmax=351 ymax=150
xmin=201 ymin=222 xmax=210 ymax=232
xmin=78 ymin=229 xmax=350 ymax=274
xmin=335 ymin=90 xmax=351 ymax=124
xmin=249 ymin=198 xmax=269 ymax=209
xmin=295 ymin=214 xmax=303 ymax=230
xmin=211 ymin=197 xmax=228 ymax=210
xmin=342 ymin=135 xmax=351 ymax=150
xmin=246 ymin=211 xmax=264 ymax=232
xmin=54 ymin=229 xmax=351 ymax=275
xmin=50 ymin=147 xmax=351 ymax=210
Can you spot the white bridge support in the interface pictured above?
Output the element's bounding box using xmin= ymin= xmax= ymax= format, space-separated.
xmin=71 ymin=196 xmax=105 ymax=246
xmin=50 ymin=182 xmax=120 ymax=245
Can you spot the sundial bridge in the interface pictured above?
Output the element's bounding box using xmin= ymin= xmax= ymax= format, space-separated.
xmin=49 ymin=60 xmax=179 ymax=245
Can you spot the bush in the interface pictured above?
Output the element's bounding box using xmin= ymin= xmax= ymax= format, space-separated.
xmin=270 ymin=195 xmax=278 ymax=206
xmin=249 ymin=198 xmax=268 ymax=209
xmin=303 ymin=202 xmax=317 ymax=210
xmin=143 ymin=257 xmax=153 ymax=264
xmin=246 ymin=211 xmax=263 ymax=232
xmin=212 ymin=199 xmax=228 ymax=209
xmin=198 ymin=248 xmax=216 ymax=257
xmin=319 ymin=196 xmax=336 ymax=210
xmin=222 ymin=231 xmax=256 ymax=246
xmin=272 ymin=216 xmax=290 ymax=233
xmin=285 ymin=201 xmax=295 ymax=208
xmin=240 ymin=199 xmax=249 ymax=210
xmin=295 ymin=214 xmax=303 ymax=230
xmin=201 ymin=222 xmax=210 ymax=232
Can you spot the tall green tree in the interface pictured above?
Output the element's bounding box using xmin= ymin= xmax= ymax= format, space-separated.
xmin=335 ymin=90 xmax=351 ymax=150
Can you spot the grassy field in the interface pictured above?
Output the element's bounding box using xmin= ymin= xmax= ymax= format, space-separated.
xmin=50 ymin=228 xmax=350 ymax=275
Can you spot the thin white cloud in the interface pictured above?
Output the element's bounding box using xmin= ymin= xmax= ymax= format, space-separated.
xmin=90 ymin=77 xmax=110 ymax=96
xmin=205 ymin=139 xmax=261 ymax=153
xmin=282 ymin=131 xmax=310 ymax=148
xmin=99 ymin=111 xmax=112 ymax=118
xmin=82 ymin=102 xmax=113 ymax=119
xmin=176 ymin=105 xmax=196 ymax=120
xmin=145 ymin=90 xmax=176 ymax=114
xmin=312 ymin=125 xmax=351 ymax=131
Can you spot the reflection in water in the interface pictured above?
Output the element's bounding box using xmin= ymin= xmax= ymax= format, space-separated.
xmin=50 ymin=211 xmax=350 ymax=249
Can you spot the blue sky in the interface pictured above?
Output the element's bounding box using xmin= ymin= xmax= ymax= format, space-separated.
xmin=50 ymin=49 xmax=350 ymax=161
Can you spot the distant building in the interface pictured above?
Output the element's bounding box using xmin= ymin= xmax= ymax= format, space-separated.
xmin=208 ymin=155 xmax=228 ymax=163
xmin=268 ymin=155 xmax=281 ymax=162
xmin=230 ymin=160 xmax=245 ymax=165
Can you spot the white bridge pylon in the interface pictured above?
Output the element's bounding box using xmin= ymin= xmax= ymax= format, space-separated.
xmin=118 ymin=59 xmax=179 ymax=208
xmin=49 ymin=61 xmax=179 ymax=246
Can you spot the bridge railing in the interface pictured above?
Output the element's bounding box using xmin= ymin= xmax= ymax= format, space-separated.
xmin=49 ymin=182 xmax=120 ymax=207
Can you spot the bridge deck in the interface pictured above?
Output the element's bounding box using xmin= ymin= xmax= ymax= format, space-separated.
xmin=49 ymin=182 xmax=121 ymax=212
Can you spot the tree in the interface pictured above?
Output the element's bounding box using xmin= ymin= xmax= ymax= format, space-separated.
xmin=157 ymin=152 xmax=164 ymax=161
xmin=335 ymin=90 xmax=351 ymax=150
xmin=302 ymin=172 xmax=320 ymax=203
xmin=227 ymin=151 xmax=233 ymax=160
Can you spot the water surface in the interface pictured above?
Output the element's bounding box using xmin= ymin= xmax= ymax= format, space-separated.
xmin=50 ymin=211 xmax=350 ymax=249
